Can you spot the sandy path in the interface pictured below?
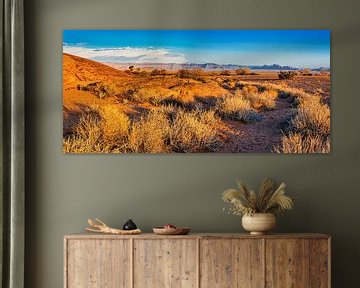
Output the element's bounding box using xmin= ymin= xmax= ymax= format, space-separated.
xmin=218 ymin=97 xmax=293 ymax=153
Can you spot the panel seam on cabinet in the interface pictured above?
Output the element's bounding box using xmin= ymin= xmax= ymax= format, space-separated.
xmin=197 ymin=238 xmax=200 ymax=288
xmin=262 ymin=239 xmax=266 ymax=288
xmin=130 ymin=238 xmax=134 ymax=288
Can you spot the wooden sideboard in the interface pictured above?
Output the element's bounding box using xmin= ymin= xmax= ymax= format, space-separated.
xmin=64 ymin=233 xmax=330 ymax=288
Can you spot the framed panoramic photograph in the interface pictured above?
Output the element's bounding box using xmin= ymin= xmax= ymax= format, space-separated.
xmin=63 ymin=30 xmax=330 ymax=154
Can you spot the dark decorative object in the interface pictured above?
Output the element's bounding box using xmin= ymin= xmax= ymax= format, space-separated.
xmin=123 ymin=219 xmax=137 ymax=230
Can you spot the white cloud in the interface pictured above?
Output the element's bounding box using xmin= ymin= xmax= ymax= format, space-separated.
xmin=63 ymin=45 xmax=187 ymax=64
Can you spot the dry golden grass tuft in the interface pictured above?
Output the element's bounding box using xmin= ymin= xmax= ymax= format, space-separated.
xmin=64 ymin=104 xmax=221 ymax=153
xmin=278 ymin=71 xmax=297 ymax=80
xmin=63 ymin=105 xmax=130 ymax=153
xmin=128 ymin=109 xmax=171 ymax=153
xmin=274 ymin=88 xmax=330 ymax=153
xmin=97 ymin=105 xmax=130 ymax=142
xmin=235 ymin=67 xmax=251 ymax=75
xmin=237 ymin=81 xmax=309 ymax=100
xmin=178 ymin=69 xmax=207 ymax=82
xmin=292 ymin=96 xmax=330 ymax=136
xmin=215 ymin=94 xmax=262 ymax=123
xmin=275 ymin=133 xmax=330 ymax=153
xmin=78 ymin=81 xmax=118 ymax=99
xmin=169 ymin=108 xmax=220 ymax=152
xmin=131 ymin=87 xmax=179 ymax=105
xmin=63 ymin=114 xmax=107 ymax=153
xmin=240 ymin=89 xmax=278 ymax=111
xmin=242 ymin=85 xmax=258 ymax=94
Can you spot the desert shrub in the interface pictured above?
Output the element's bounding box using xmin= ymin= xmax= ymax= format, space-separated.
xmin=242 ymin=85 xmax=258 ymax=94
xmin=194 ymin=96 xmax=218 ymax=109
xmin=274 ymin=133 xmax=330 ymax=153
xmin=220 ymin=70 xmax=232 ymax=76
xmin=160 ymin=96 xmax=195 ymax=110
xmin=150 ymin=69 xmax=166 ymax=76
xmin=178 ymin=69 xmax=192 ymax=79
xmin=63 ymin=105 xmax=131 ymax=153
xmin=221 ymin=81 xmax=236 ymax=90
xmin=131 ymin=87 xmax=178 ymax=105
xmin=242 ymin=90 xmax=278 ymax=111
xmin=278 ymin=71 xmax=297 ymax=80
xmin=73 ymin=114 xmax=101 ymax=143
xmin=301 ymin=68 xmax=313 ymax=76
xmin=63 ymin=114 xmax=108 ymax=153
xmin=150 ymin=69 xmax=161 ymax=76
xmin=275 ymin=91 xmax=330 ymax=153
xmin=277 ymin=112 xmax=296 ymax=133
xmin=160 ymin=96 xmax=185 ymax=108
xmin=65 ymin=104 xmax=221 ymax=153
xmin=178 ymin=69 xmax=206 ymax=82
xmin=235 ymin=67 xmax=251 ymax=75
xmin=128 ymin=110 xmax=171 ymax=153
xmin=127 ymin=106 xmax=220 ymax=153
xmin=78 ymin=81 xmax=116 ymax=99
xmin=119 ymin=88 xmax=137 ymax=101
xmin=291 ymin=96 xmax=330 ymax=136
xmin=135 ymin=70 xmax=148 ymax=77
xmin=234 ymin=82 xmax=245 ymax=90
xmin=215 ymin=95 xmax=263 ymax=123
xmin=97 ymin=105 xmax=130 ymax=142
xmin=169 ymin=109 xmax=220 ymax=152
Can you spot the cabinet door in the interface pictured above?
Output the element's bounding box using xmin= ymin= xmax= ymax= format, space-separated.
xmin=200 ymin=239 xmax=264 ymax=288
xmin=309 ymin=239 xmax=330 ymax=288
xmin=134 ymin=239 xmax=198 ymax=288
xmin=66 ymin=239 xmax=131 ymax=288
xmin=266 ymin=239 xmax=310 ymax=288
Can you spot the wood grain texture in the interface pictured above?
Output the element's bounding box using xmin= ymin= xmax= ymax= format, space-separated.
xmin=66 ymin=239 xmax=131 ymax=288
xmin=310 ymin=239 xmax=330 ymax=288
xmin=64 ymin=234 xmax=330 ymax=288
xmin=265 ymin=239 xmax=310 ymax=288
xmin=65 ymin=233 xmax=330 ymax=240
xmin=200 ymin=239 xmax=264 ymax=288
xmin=133 ymin=239 xmax=198 ymax=288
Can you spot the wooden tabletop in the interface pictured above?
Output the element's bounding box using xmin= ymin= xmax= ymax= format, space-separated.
xmin=65 ymin=232 xmax=330 ymax=240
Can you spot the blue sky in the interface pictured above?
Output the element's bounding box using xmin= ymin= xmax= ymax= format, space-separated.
xmin=63 ymin=30 xmax=330 ymax=68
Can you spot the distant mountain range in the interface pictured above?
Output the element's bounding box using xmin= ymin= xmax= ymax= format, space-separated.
xmin=105 ymin=62 xmax=330 ymax=71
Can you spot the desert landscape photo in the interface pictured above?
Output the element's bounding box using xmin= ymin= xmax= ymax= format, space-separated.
xmin=63 ymin=30 xmax=330 ymax=153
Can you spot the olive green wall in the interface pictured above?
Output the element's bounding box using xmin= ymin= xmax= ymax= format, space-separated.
xmin=24 ymin=0 xmax=360 ymax=287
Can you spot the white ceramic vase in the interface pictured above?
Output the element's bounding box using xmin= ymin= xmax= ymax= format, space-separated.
xmin=242 ymin=213 xmax=276 ymax=235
